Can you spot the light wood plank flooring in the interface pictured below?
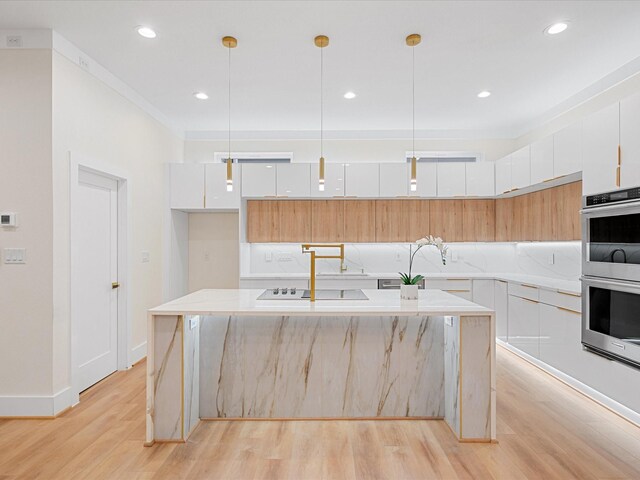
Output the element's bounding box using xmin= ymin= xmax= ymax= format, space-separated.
xmin=1 ymin=346 xmax=640 ymax=479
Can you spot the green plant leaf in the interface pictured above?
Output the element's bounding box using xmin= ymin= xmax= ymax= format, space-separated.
xmin=411 ymin=274 xmax=424 ymax=285
xmin=398 ymin=272 xmax=411 ymax=285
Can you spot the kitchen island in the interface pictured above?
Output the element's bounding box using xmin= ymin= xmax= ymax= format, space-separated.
xmin=145 ymin=289 xmax=495 ymax=445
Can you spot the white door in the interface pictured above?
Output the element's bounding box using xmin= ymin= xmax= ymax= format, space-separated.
xmin=619 ymin=91 xmax=640 ymax=188
xmin=75 ymin=169 xmax=119 ymax=392
xmin=530 ymin=136 xmax=554 ymax=185
xmin=379 ymin=163 xmax=408 ymax=197
xmin=436 ymin=162 xmax=466 ymax=197
xmin=582 ymin=102 xmax=620 ymax=195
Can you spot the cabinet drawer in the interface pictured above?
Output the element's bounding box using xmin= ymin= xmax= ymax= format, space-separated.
xmin=424 ymin=279 xmax=472 ymax=293
xmin=539 ymin=289 xmax=581 ymax=313
xmin=508 ymin=282 xmax=540 ymax=301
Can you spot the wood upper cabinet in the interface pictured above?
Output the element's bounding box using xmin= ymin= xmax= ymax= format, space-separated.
xmin=495 ymin=198 xmax=513 ymax=242
xmin=311 ymin=200 xmax=345 ymax=242
xmin=246 ymin=200 xmax=279 ymax=242
xmin=279 ymin=201 xmax=311 ymax=242
xmin=555 ymin=182 xmax=581 ymax=240
xmin=407 ymin=200 xmax=430 ymax=241
xmin=462 ymin=200 xmax=495 ymax=242
xmin=429 ymin=200 xmax=463 ymax=242
xmin=344 ymin=200 xmax=376 ymax=242
xmin=375 ymin=200 xmax=410 ymax=242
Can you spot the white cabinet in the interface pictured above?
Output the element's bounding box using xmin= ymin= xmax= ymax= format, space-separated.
xmin=553 ymin=121 xmax=582 ymax=178
xmin=495 ymin=155 xmax=512 ymax=195
xmin=465 ymin=162 xmax=495 ymax=197
xmin=530 ymin=136 xmax=554 ymax=185
xmin=408 ymin=162 xmax=438 ymax=197
xmin=205 ymin=163 xmax=240 ymax=209
xmin=539 ymin=303 xmax=583 ymax=378
xmin=472 ymin=280 xmax=495 ymax=309
xmin=619 ymin=91 xmax=640 ymax=188
xmin=494 ymin=280 xmax=508 ymax=342
xmin=241 ymin=164 xmax=277 ymax=197
xmin=344 ymin=163 xmax=379 ymax=197
xmin=310 ymin=162 xmax=345 ymax=198
xmin=379 ymin=164 xmax=408 ymax=197
xmin=510 ymin=146 xmax=531 ymax=190
xmin=277 ymin=163 xmax=310 ymax=197
xmin=507 ymin=294 xmax=540 ymax=358
xmin=436 ymin=162 xmax=466 ymax=197
xmin=582 ymin=102 xmax=620 ymax=195
xmin=170 ymin=163 xmax=205 ymax=209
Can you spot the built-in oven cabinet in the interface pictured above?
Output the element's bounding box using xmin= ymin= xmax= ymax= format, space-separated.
xmin=507 ymin=294 xmax=540 ymax=358
xmin=582 ymin=198 xmax=640 ymax=283
xmin=582 ymin=102 xmax=620 ymax=196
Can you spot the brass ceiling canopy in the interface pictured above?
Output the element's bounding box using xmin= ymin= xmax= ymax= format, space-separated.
xmin=406 ymin=33 xmax=422 ymax=47
xmin=314 ymin=35 xmax=329 ymax=48
xmin=222 ymin=36 xmax=237 ymax=48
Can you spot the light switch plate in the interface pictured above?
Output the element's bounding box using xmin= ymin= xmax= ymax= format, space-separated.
xmin=4 ymin=248 xmax=26 ymax=264
xmin=445 ymin=316 xmax=454 ymax=327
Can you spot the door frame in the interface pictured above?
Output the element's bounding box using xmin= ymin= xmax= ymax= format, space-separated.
xmin=70 ymin=152 xmax=130 ymax=402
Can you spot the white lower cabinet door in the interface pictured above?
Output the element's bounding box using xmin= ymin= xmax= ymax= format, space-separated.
xmin=494 ymin=280 xmax=508 ymax=342
xmin=472 ymin=279 xmax=495 ymax=309
xmin=539 ymin=304 xmax=583 ymax=377
xmin=507 ymin=295 xmax=540 ymax=358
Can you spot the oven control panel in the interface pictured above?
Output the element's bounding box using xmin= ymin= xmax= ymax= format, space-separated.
xmin=586 ymin=187 xmax=640 ymax=207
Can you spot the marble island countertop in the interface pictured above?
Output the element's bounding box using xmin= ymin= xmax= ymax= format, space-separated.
xmin=149 ymin=288 xmax=494 ymax=317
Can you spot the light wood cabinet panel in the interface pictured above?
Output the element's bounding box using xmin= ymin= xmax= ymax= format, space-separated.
xmin=246 ymin=200 xmax=279 ymax=242
xmin=495 ymin=198 xmax=513 ymax=242
xmin=429 ymin=200 xmax=463 ymax=242
xmin=511 ymin=194 xmax=529 ymax=241
xmin=344 ymin=200 xmax=376 ymax=242
xmin=406 ymin=200 xmax=430 ymax=241
xmin=462 ymin=200 xmax=495 ymax=242
xmin=279 ymin=201 xmax=311 ymax=242
xmin=311 ymin=200 xmax=345 ymax=242
xmin=375 ymin=200 xmax=411 ymax=242
xmin=555 ymin=182 xmax=582 ymax=240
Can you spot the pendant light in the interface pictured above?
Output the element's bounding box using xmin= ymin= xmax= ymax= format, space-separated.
xmin=315 ymin=35 xmax=329 ymax=191
xmin=222 ymin=35 xmax=237 ymax=191
xmin=406 ymin=33 xmax=421 ymax=192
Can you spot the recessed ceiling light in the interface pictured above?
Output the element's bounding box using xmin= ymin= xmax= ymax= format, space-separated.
xmin=477 ymin=90 xmax=491 ymax=98
xmin=545 ymin=22 xmax=568 ymax=35
xmin=136 ymin=26 xmax=157 ymax=39
xmin=193 ymin=92 xmax=209 ymax=100
xmin=344 ymin=91 xmax=356 ymax=99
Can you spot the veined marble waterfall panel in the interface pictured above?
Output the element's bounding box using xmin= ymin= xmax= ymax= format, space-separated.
xmin=199 ymin=316 xmax=445 ymax=418
xmin=183 ymin=315 xmax=200 ymax=436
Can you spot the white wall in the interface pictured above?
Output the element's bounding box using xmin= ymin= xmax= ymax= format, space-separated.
xmin=184 ymin=137 xmax=516 ymax=164
xmin=188 ymin=213 xmax=239 ymax=291
xmin=51 ymin=52 xmax=183 ymax=394
xmin=0 ymin=49 xmax=54 ymax=397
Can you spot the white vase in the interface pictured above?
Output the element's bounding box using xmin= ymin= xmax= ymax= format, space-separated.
xmin=400 ymin=284 xmax=419 ymax=300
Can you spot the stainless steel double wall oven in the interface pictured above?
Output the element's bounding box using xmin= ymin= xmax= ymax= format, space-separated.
xmin=582 ymin=187 xmax=640 ymax=367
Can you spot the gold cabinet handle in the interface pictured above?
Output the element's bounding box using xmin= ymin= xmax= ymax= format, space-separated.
xmin=521 ymin=283 xmax=537 ymax=289
xmin=616 ymin=144 xmax=621 ymax=187
xmin=112 ymin=282 xmax=120 ymax=289
xmin=557 ymin=289 xmax=580 ymax=297
xmin=557 ymin=306 xmax=580 ymax=315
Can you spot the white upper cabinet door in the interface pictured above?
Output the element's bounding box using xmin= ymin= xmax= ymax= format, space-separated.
xmin=310 ymin=162 xmax=345 ymax=197
xmin=277 ymin=163 xmax=311 ymax=197
xmin=530 ymin=136 xmax=554 ymax=185
xmin=582 ymin=102 xmax=619 ymax=195
xmin=465 ymin=162 xmax=495 ymax=197
xmin=344 ymin=163 xmax=379 ymax=197
xmin=241 ymin=164 xmax=277 ymax=197
xmin=170 ymin=163 xmax=205 ymax=209
xmin=553 ymin=121 xmax=582 ymax=178
xmin=204 ymin=163 xmax=240 ymax=209
xmin=495 ymin=155 xmax=512 ymax=195
xmin=379 ymin=163 xmax=409 ymax=197
xmin=436 ymin=162 xmax=466 ymax=197
xmin=510 ymin=145 xmax=531 ymax=190
xmin=619 ymin=92 xmax=640 ymax=188
xmin=408 ymin=162 xmax=438 ymax=197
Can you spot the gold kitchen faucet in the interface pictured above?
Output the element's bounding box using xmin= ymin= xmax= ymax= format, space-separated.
xmin=301 ymin=243 xmax=346 ymax=302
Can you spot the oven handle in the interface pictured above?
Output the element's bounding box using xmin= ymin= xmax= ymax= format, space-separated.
xmin=581 ymin=276 xmax=640 ymax=293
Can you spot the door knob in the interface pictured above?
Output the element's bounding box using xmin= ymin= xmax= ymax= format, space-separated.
xmin=112 ymin=282 xmax=120 ymax=289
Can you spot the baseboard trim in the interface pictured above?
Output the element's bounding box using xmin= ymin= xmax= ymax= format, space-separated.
xmin=497 ymin=340 xmax=640 ymax=428
xmin=131 ymin=341 xmax=147 ymax=366
xmin=0 ymin=386 xmax=75 ymax=417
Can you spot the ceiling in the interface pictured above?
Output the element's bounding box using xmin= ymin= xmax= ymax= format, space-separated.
xmin=2 ymin=0 xmax=640 ymax=137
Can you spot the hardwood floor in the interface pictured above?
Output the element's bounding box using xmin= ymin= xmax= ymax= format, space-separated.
xmin=1 ymin=347 xmax=640 ymax=479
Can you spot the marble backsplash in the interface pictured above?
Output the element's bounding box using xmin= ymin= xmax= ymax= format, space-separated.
xmin=242 ymin=241 xmax=581 ymax=280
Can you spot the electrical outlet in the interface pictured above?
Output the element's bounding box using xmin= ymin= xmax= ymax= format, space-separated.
xmin=190 ymin=316 xmax=199 ymax=330
xmin=141 ymin=251 xmax=150 ymax=263
xmin=265 ymin=252 xmax=272 ymax=262
xmin=277 ymin=254 xmax=292 ymax=263
xmin=548 ymin=253 xmax=555 ymax=265
xmin=6 ymin=35 xmax=22 ymax=47
xmin=78 ymin=56 xmax=90 ymax=71
xmin=445 ymin=316 xmax=454 ymax=327
xmin=395 ymin=253 xmax=402 ymax=262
